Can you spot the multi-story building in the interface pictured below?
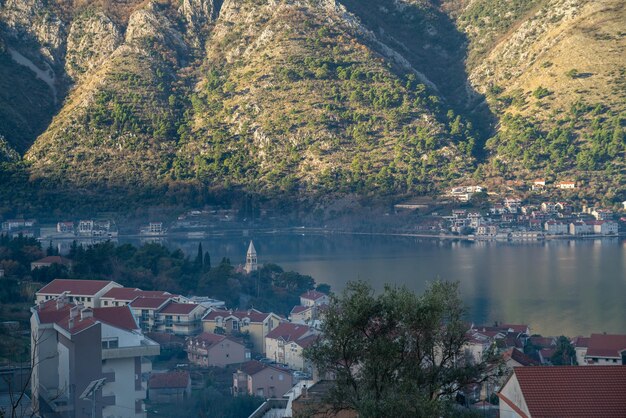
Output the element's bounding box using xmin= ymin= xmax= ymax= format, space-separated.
xmin=154 ymin=303 xmax=206 ymax=335
xmin=129 ymin=297 xmax=172 ymax=333
xmin=36 ymin=279 xmax=122 ymax=308
xmin=232 ymin=361 xmax=293 ymax=398
xmin=544 ymin=220 xmax=569 ymax=235
xmin=202 ymin=309 xmax=282 ymax=354
xmin=587 ymin=220 xmax=619 ymax=235
xmin=100 ymin=288 xmax=178 ymax=307
xmin=30 ymin=297 xmax=159 ymax=418
xmin=186 ymin=333 xmax=250 ymax=367
xmin=569 ymin=221 xmax=594 ymax=236
xmin=265 ymin=323 xmax=319 ymax=371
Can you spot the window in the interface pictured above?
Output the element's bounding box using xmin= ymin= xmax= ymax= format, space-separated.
xmin=87 ymin=297 xmax=91 ymax=302
xmin=165 ymin=316 xmax=173 ymax=327
xmin=233 ymin=321 xmax=239 ymax=331
xmin=104 ymin=301 xmax=108 ymax=306
xmin=102 ymin=338 xmax=119 ymax=349
xmin=279 ymin=374 xmax=284 ymax=381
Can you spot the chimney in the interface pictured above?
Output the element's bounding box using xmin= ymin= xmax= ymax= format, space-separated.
xmin=302 ymin=384 xmax=308 ymax=399
xmin=81 ymin=308 xmax=93 ymax=320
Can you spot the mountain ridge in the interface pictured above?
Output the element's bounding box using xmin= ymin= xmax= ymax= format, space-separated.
xmin=0 ymin=0 xmax=623 ymax=211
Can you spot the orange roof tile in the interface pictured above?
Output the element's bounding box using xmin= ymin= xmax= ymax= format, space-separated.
xmin=93 ymin=306 xmax=139 ymax=331
xmin=510 ymin=366 xmax=626 ymax=417
xmin=586 ymin=334 xmax=626 ymax=358
xmin=37 ymin=279 xmax=117 ymax=296
xmin=158 ymin=303 xmax=199 ymax=315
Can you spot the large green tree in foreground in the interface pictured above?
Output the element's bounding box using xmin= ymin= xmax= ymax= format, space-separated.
xmin=305 ymin=281 xmax=498 ymax=417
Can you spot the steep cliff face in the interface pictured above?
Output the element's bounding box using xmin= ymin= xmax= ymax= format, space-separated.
xmin=65 ymin=10 xmax=122 ymax=81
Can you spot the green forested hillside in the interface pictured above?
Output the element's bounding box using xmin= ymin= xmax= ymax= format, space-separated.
xmin=0 ymin=0 xmax=623 ymax=213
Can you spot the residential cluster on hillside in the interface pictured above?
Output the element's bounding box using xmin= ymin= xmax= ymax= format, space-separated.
xmin=438 ymin=199 xmax=621 ymax=239
xmin=24 ymin=277 xmax=626 ymax=418
xmin=26 ymin=277 xmax=330 ymax=417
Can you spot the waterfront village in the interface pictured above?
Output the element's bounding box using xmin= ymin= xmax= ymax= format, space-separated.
xmin=1 ymin=241 xmax=625 ymax=418
xmin=1 ymin=189 xmax=625 ymax=244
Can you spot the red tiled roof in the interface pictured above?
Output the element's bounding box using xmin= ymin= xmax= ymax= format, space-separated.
xmin=266 ymin=322 xmax=312 ymax=342
xmin=296 ymin=334 xmax=319 ymax=349
xmin=36 ymin=299 xmax=74 ymax=324
xmin=159 ymin=302 xmax=199 ymax=315
xmin=572 ymin=336 xmax=590 ymax=348
xmin=238 ymin=361 xmax=290 ymax=377
xmin=36 ymin=301 xmax=138 ymax=333
xmin=203 ymin=309 xmax=271 ymax=323
xmin=93 ymin=306 xmax=139 ymax=331
xmin=56 ymin=316 xmax=99 ymax=334
xmin=193 ymin=332 xmax=226 ymax=345
xmin=239 ymin=360 xmax=267 ymax=376
xmin=503 ymin=348 xmax=540 ymax=366
xmin=129 ymin=296 xmax=171 ymax=309
xmin=37 ymin=279 xmax=117 ymax=296
xmin=290 ymin=305 xmax=310 ymax=314
xmin=300 ymin=290 xmax=327 ymax=301
xmin=102 ymin=287 xmax=173 ymax=300
xmin=508 ymin=366 xmax=626 ymax=417
xmin=149 ymin=371 xmax=190 ymax=389
xmin=530 ymin=336 xmax=555 ymax=348
xmin=586 ymin=334 xmax=626 ymax=358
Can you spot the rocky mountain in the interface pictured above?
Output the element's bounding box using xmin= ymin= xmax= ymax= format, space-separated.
xmin=0 ymin=0 xmax=624 ymax=210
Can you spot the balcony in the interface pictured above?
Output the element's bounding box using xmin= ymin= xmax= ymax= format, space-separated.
xmin=102 ymin=340 xmax=160 ymax=360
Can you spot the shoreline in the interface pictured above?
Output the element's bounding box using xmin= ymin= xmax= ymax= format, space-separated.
xmin=39 ymin=226 xmax=624 ymax=242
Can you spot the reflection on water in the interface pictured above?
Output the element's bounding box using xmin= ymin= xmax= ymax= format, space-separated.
xmin=58 ymin=233 xmax=626 ymax=337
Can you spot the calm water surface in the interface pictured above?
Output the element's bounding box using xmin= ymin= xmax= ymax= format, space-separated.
xmin=132 ymin=234 xmax=626 ymax=337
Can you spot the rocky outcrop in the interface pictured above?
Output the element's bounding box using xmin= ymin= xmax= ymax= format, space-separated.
xmin=179 ymin=0 xmax=222 ymax=48
xmin=0 ymin=0 xmax=66 ymax=65
xmin=66 ymin=11 xmax=122 ymax=81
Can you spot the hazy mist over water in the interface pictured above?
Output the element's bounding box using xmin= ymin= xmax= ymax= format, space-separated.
xmin=114 ymin=234 xmax=625 ymax=337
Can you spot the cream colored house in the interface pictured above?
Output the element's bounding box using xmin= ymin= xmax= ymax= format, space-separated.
xmin=265 ymin=323 xmax=319 ymax=370
xmin=232 ymin=361 xmax=293 ymax=398
xmin=300 ymin=291 xmax=330 ymax=308
xmin=202 ymin=309 xmax=281 ymax=354
xmin=155 ymin=302 xmax=206 ymax=336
